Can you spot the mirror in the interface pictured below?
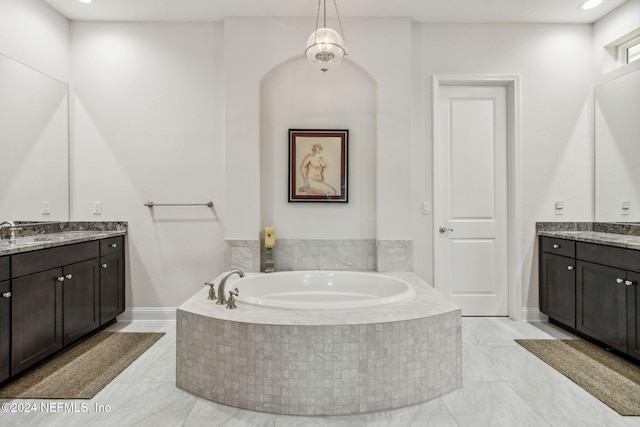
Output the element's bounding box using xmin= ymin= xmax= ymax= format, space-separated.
xmin=594 ymin=67 xmax=640 ymax=222
xmin=0 ymin=53 xmax=69 ymax=221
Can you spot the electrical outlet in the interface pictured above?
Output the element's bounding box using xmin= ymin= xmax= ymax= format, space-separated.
xmin=92 ymin=201 xmax=102 ymax=215
xmin=41 ymin=201 xmax=51 ymax=215
xmin=622 ymin=200 xmax=631 ymax=215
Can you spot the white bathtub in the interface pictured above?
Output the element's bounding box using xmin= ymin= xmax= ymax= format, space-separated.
xmin=230 ymin=270 xmax=416 ymax=310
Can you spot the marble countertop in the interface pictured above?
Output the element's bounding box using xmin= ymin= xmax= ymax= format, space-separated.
xmin=0 ymin=230 xmax=126 ymax=256
xmin=178 ymin=272 xmax=460 ymax=326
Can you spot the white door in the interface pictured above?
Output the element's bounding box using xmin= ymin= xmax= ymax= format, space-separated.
xmin=435 ymin=84 xmax=509 ymax=316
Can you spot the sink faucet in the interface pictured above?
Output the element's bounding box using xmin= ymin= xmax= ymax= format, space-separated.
xmin=216 ymin=268 xmax=244 ymax=306
xmin=0 ymin=221 xmax=16 ymax=242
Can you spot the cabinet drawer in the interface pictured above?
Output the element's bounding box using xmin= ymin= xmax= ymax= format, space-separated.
xmin=0 ymin=257 xmax=8 ymax=281
xmin=100 ymin=236 xmax=123 ymax=256
xmin=540 ymin=237 xmax=575 ymax=258
xmin=576 ymin=242 xmax=640 ymax=272
xmin=11 ymin=241 xmax=99 ymax=278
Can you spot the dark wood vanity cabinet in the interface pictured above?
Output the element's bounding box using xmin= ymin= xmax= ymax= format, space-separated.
xmin=576 ymin=260 xmax=627 ymax=352
xmin=11 ymin=267 xmax=64 ymax=375
xmin=540 ymin=236 xmax=640 ymax=360
xmin=11 ymin=241 xmax=99 ymax=375
xmin=0 ymin=257 xmax=10 ymax=382
xmin=99 ymin=236 xmax=125 ymax=325
xmin=62 ymin=258 xmax=100 ymax=346
xmin=539 ymin=238 xmax=576 ymax=328
xmin=8 ymin=237 xmax=125 ymax=377
xmin=626 ymin=272 xmax=640 ymax=360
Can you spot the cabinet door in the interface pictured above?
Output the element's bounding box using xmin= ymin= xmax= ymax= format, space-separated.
xmin=0 ymin=280 xmax=10 ymax=383
xmin=576 ymin=260 xmax=627 ymax=352
xmin=100 ymin=251 xmax=124 ymax=325
xmin=12 ymin=268 xmax=63 ymax=375
xmin=540 ymin=252 xmax=576 ymax=328
xmin=63 ymin=259 xmax=100 ymax=346
xmin=626 ymin=271 xmax=640 ymax=360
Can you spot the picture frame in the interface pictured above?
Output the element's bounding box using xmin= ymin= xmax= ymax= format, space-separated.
xmin=288 ymin=129 xmax=348 ymax=203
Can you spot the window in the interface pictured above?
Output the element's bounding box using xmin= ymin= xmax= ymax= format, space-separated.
xmin=616 ymin=34 xmax=640 ymax=65
xmin=627 ymin=41 xmax=640 ymax=64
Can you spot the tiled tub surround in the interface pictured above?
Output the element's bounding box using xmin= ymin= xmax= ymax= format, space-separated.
xmin=536 ymin=222 xmax=640 ymax=250
xmin=225 ymin=239 xmax=413 ymax=272
xmin=0 ymin=221 xmax=128 ymax=255
xmin=176 ymin=273 xmax=461 ymax=416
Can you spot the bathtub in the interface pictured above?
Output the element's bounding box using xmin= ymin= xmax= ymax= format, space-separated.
xmin=232 ymin=271 xmax=416 ymax=310
xmin=177 ymin=272 xmax=462 ymax=416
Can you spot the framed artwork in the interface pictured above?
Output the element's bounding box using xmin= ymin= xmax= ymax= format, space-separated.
xmin=288 ymin=129 xmax=348 ymax=203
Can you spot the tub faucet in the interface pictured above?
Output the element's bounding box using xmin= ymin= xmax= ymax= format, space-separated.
xmin=216 ymin=268 xmax=244 ymax=306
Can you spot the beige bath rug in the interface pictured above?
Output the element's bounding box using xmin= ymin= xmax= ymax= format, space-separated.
xmin=0 ymin=331 xmax=164 ymax=399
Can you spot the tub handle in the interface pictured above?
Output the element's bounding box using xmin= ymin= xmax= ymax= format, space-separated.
xmin=226 ymin=288 xmax=239 ymax=309
xmin=205 ymin=281 xmax=217 ymax=301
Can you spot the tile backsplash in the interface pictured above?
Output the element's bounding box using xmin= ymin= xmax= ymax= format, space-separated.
xmin=225 ymin=239 xmax=413 ymax=272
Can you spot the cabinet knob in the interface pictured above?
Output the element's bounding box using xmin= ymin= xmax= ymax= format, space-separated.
xmin=567 ymin=266 xmax=574 ymax=271
xmin=101 ymin=263 xmax=108 ymax=269
xmin=57 ymin=276 xmax=65 ymax=282
xmin=616 ymin=278 xmax=624 ymax=284
xmin=626 ymin=280 xmax=636 ymax=286
xmin=65 ymin=274 xmax=73 ymax=280
xmin=110 ymin=243 xmax=117 ymax=248
xmin=1 ymin=292 xmax=10 ymax=298
xmin=553 ymin=244 xmax=560 ymax=249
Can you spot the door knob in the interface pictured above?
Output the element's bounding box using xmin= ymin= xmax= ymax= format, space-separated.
xmin=439 ymin=227 xmax=454 ymax=233
xmin=626 ymin=280 xmax=635 ymax=286
xmin=616 ymin=278 xmax=624 ymax=284
xmin=567 ymin=266 xmax=574 ymax=271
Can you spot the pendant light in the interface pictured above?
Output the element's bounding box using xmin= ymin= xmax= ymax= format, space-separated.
xmin=305 ymin=0 xmax=347 ymax=72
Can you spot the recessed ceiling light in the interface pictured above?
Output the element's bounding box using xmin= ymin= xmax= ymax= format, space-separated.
xmin=78 ymin=0 xmax=93 ymax=4
xmin=580 ymin=0 xmax=603 ymax=10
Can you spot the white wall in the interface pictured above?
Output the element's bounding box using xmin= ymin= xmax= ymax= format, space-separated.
xmin=70 ymin=22 xmax=226 ymax=309
xmin=224 ymin=18 xmax=413 ymax=243
xmin=412 ymin=24 xmax=594 ymax=318
xmin=260 ymin=58 xmax=376 ymax=239
xmin=0 ymin=0 xmax=69 ymax=82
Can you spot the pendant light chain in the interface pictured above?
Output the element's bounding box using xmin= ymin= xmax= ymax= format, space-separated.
xmin=333 ymin=0 xmax=346 ymax=44
xmin=313 ymin=0 xmax=322 ymax=45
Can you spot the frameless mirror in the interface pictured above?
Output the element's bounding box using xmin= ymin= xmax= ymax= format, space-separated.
xmin=594 ymin=67 xmax=640 ymax=223
xmin=0 ymin=53 xmax=69 ymax=221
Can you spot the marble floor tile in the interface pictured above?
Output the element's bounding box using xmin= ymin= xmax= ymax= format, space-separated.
xmin=442 ymin=382 xmax=553 ymax=426
xmin=469 ymin=344 xmax=568 ymax=383
xmin=3 ymin=318 xmax=640 ymax=426
xmin=183 ymin=399 xmax=277 ymax=427
xmin=364 ymin=398 xmax=458 ymax=427
xmin=507 ymin=381 xmax=635 ymax=427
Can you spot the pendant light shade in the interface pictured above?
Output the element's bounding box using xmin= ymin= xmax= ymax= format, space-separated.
xmin=305 ymin=0 xmax=347 ymax=72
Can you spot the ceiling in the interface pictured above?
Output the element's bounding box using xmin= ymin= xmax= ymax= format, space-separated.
xmin=42 ymin=0 xmax=629 ymax=24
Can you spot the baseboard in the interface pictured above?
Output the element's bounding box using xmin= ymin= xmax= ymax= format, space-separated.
xmin=521 ymin=306 xmax=547 ymax=322
xmin=117 ymin=307 xmax=177 ymax=322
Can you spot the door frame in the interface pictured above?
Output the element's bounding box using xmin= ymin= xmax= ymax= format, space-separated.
xmin=432 ymin=75 xmax=522 ymax=320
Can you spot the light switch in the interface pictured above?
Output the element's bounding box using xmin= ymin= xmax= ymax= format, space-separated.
xmin=555 ymin=200 xmax=564 ymax=215
xmin=41 ymin=201 xmax=51 ymax=215
xmin=422 ymin=201 xmax=431 ymax=215
xmin=93 ymin=201 xmax=102 ymax=215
